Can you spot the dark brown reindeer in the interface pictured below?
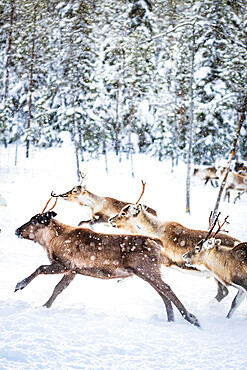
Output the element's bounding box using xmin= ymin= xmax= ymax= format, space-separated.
xmin=14 ymin=200 xmax=200 ymax=327
xmin=234 ymin=162 xmax=247 ymax=176
xmin=52 ymin=177 xmax=157 ymax=228
xmin=109 ymin=205 xmax=240 ymax=303
xmin=183 ymin=215 xmax=247 ymax=318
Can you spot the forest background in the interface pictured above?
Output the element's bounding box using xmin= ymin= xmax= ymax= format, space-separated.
xmin=1 ymin=0 xmax=247 ymax=166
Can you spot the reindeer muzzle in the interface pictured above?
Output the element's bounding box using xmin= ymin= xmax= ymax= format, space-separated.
xmin=51 ymin=191 xmax=66 ymax=198
xmin=15 ymin=228 xmax=23 ymax=239
xmin=182 ymin=252 xmax=191 ymax=264
xmin=108 ymin=218 xmax=117 ymax=227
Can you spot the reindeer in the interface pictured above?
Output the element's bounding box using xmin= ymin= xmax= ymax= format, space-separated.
xmin=224 ymin=171 xmax=247 ymax=203
xmin=14 ymin=201 xmax=200 ymax=327
xmin=52 ymin=179 xmax=157 ymax=228
xmin=234 ymin=162 xmax=247 ymax=176
xmin=193 ymin=167 xmax=225 ymax=188
xmin=109 ymin=205 xmax=240 ymax=303
xmin=183 ymin=215 xmax=247 ymax=318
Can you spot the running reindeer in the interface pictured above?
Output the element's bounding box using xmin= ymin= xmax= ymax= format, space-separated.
xmin=14 ymin=197 xmax=200 ymax=327
xmin=109 ymin=201 xmax=240 ymax=303
xmin=224 ymin=171 xmax=247 ymax=203
xmin=183 ymin=214 xmax=247 ymax=318
xmin=193 ymin=166 xmax=225 ymax=188
xmin=52 ymin=176 xmax=156 ymax=228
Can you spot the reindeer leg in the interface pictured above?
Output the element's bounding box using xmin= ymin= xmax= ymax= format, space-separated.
xmin=224 ymin=189 xmax=230 ymax=202
xmin=14 ymin=263 xmax=68 ymax=292
xmin=214 ymin=280 xmax=229 ymax=302
xmin=234 ymin=191 xmax=244 ymax=204
xmin=226 ymin=290 xmax=245 ymax=319
xmin=210 ymin=179 xmax=217 ymax=188
xmin=133 ymin=269 xmax=200 ymax=327
xmin=157 ymin=293 xmax=174 ymax=322
xmin=130 ymin=269 xmax=174 ymax=321
xmin=43 ymin=272 xmax=76 ymax=308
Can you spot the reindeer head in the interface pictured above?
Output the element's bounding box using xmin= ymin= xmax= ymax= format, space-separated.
xmin=183 ymin=212 xmax=228 ymax=266
xmin=109 ymin=204 xmax=142 ymax=229
xmin=183 ymin=238 xmax=222 ymax=266
xmin=15 ymin=211 xmax=57 ymax=241
xmin=57 ymin=185 xmax=87 ymax=203
xmin=52 ymin=172 xmax=87 ymax=204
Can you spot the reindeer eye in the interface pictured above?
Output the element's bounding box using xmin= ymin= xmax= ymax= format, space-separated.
xmin=195 ymin=246 xmax=201 ymax=252
xmin=31 ymin=220 xmax=36 ymax=226
xmin=121 ymin=212 xmax=126 ymax=217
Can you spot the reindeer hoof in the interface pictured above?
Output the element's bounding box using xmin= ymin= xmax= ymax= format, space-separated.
xmin=43 ymin=302 xmax=52 ymax=308
xmin=14 ymin=279 xmax=27 ymax=292
xmin=186 ymin=313 xmax=201 ymax=328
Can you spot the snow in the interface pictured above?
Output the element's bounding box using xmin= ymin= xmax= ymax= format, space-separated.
xmin=1 ymin=143 xmax=247 ymax=369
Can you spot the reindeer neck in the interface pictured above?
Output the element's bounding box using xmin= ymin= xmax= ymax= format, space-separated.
xmin=79 ymin=190 xmax=105 ymax=212
xmin=37 ymin=219 xmax=68 ymax=246
xmin=51 ymin=219 xmax=68 ymax=235
xmin=201 ymin=247 xmax=232 ymax=282
xmin=137 ymin=210 xmax=165 ymax=236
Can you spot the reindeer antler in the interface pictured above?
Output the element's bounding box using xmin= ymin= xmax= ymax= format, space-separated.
xmin=202 ymin=212 xmax=229 ymax=244
xmin=136 ymin=180 xmax=146 ymax=204
xmin=79 ymin=171 xmax=86 ymax=185
xmin=212 ymin=215 xmax=229 ymax=237
xmin=41 ymin=193 xmax=58 ymax=214
xmin=204 ymin=212 xmax=221 ymax=243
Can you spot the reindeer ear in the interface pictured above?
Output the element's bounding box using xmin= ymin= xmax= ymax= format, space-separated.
xmin=205 ymin=238 xmax=215 ymax=250
xmin=130 ymin=204 xmax=141 ymax=216
xmin=215 ymin=239 xmax=221 ymax=250
xmin=38 ymin=212 xmax=54 ymax=225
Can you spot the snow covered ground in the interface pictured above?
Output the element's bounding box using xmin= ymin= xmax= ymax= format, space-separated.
xmin=1 ymin=141 xmax=247 ymax=369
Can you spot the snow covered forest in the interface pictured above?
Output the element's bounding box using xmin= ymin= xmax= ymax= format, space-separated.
xmin=1 ymin=2 xmax=247 ymax=368
xmin=1 ymin=0 xmax=247 ymax=165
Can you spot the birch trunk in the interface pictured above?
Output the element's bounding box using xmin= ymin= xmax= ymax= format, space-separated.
xmin=185 ymin=24 xmax=195 ymax=214
xmin=4 ymin=0 xmax=15 ymax=101
xmin=211 ymin=92 xmax=247 ymax=223
xmin=26 ymin=6 xmax=36 ymax=158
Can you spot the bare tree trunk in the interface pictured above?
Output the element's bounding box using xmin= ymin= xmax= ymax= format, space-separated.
xmin=115 ymin=79 xmax=120 ymax=155
xmin=103 ymin=139 xmax=108 ymax=173
xmin=211 ymin=92 xmax=247 ymax=223
xmin=72 ymin=112 xmax=80 ymax=182
xmin=77 ymin=120 xmax=84 ymax=161
xmin=128 ymin=66 xmax=136 ymax=178
xmin=4 ymin=0 xmax=15 ymax=101
xmin=26 ymin=6 xmax=36 ymax=158
xmin=178 ymin=87 xmax=184 ymax=165
xmin=185 ymin=24 xmax=195 ymax=214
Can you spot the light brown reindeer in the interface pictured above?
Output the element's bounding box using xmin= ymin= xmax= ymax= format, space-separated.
xmin=14 ymin=208 xmax=200 ymax=327
xmin=193 ymin=166 xmax=225 ymax=188
xmin=109 ymin=205 xmax=240 ymax=302
xmin=53 ymin=178 xmax=156 ymax=228
xmin=183 ymin=215 xmax=247 ymax=318
xmin=224 ymin=171 xmax=247 ymax=203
